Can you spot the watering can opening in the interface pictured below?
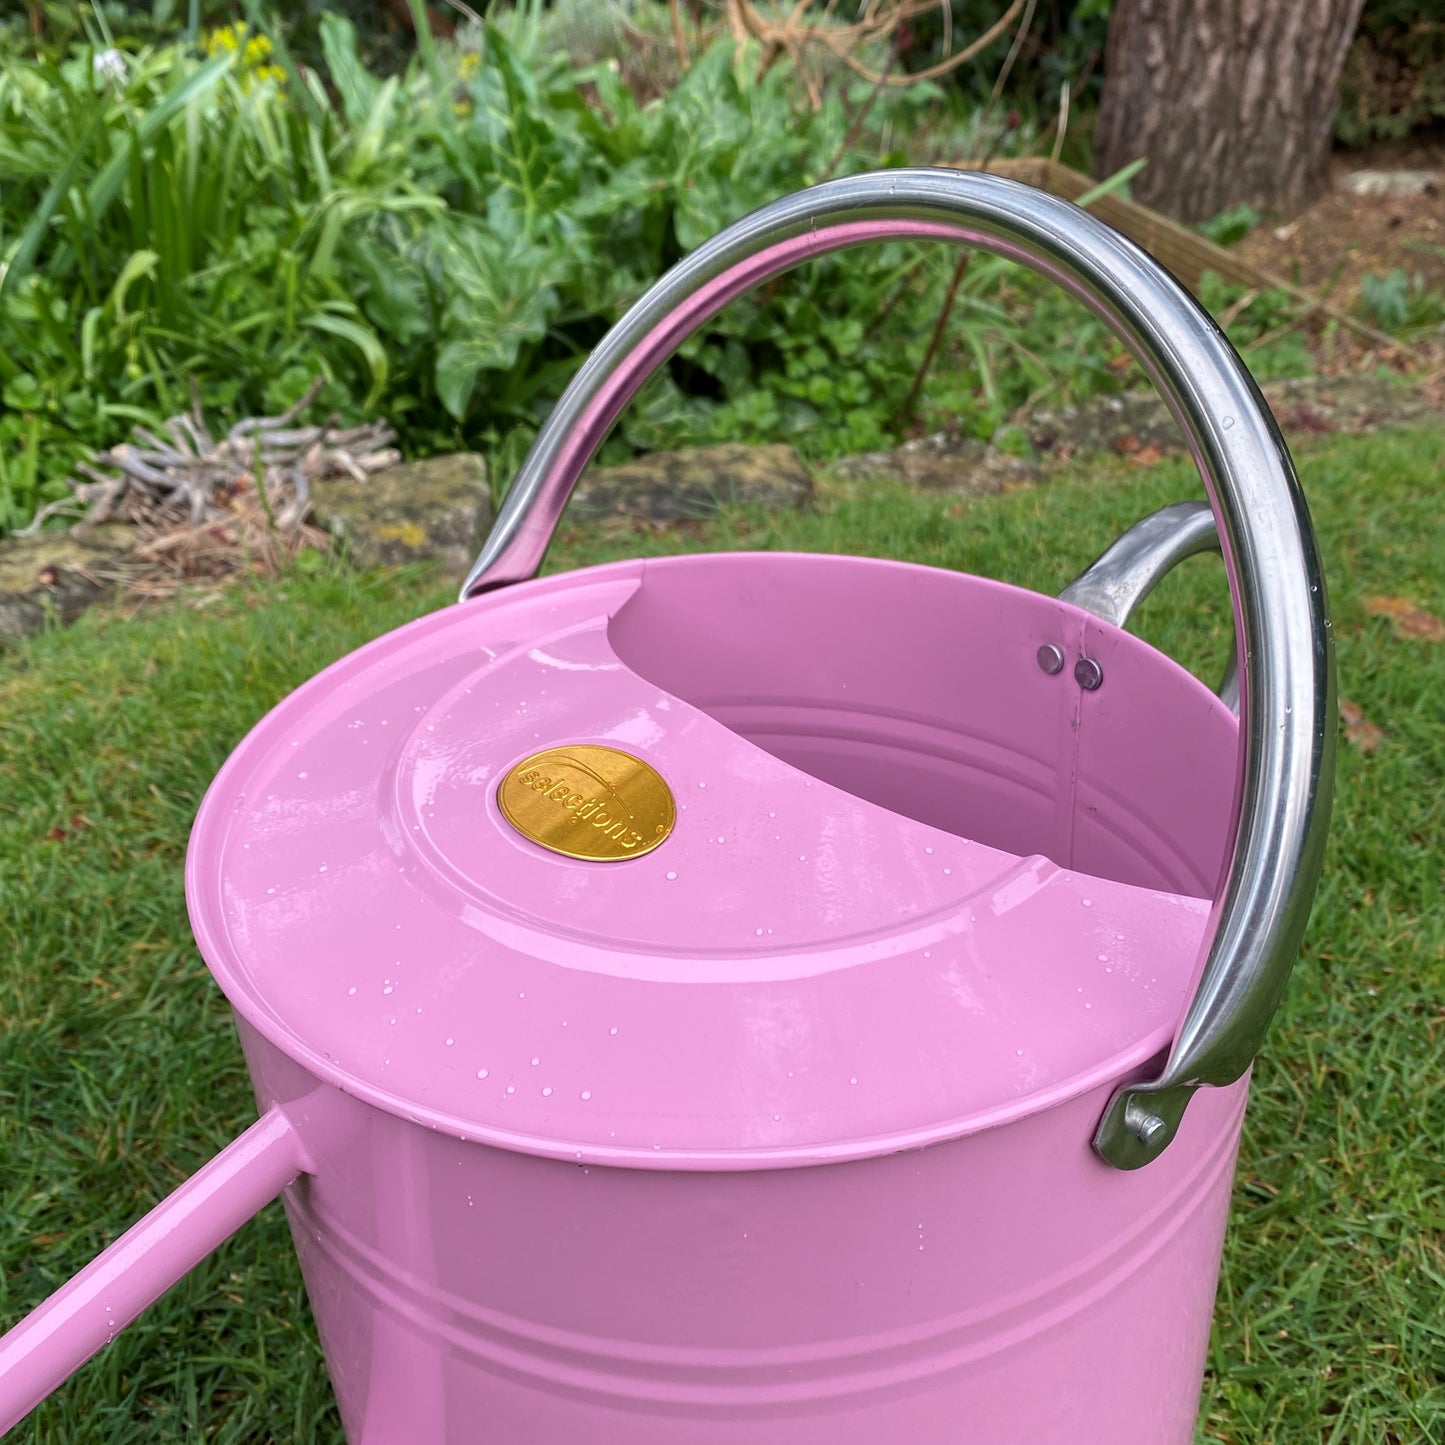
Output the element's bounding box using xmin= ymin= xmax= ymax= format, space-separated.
xmin=607 ymin=549 xmax=1238 ymax=899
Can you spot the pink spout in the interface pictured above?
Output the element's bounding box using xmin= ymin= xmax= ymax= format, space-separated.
xmin=0 ymin=1107 xmax=307 ymax=1434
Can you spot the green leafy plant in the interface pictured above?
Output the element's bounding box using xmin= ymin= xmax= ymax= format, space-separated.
xmin=1198 ymin=203 xmax=1261 ymax=248
xmin=0 ymin=8 xmax=1261 ymax=538
xmin=1359 ymin=267 xmax=1445 ymax=336
xmin=0 ymin=16 xmax=954 ymax=527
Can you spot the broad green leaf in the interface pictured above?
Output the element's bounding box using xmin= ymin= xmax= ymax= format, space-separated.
xmin=319 ymin=13 xmax=379 ymax=127
xmin=305 ymin=309 xmax=389 ymax=409
xmin=109 ymin=249 xmax=158 ymax=321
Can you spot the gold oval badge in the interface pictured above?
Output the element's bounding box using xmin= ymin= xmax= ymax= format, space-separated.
xmin=497 ymin=745 xmax=675 ymax=862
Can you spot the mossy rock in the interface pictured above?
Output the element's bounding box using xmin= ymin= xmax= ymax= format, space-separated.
xmin=0 ymin=525 xmax=132 ymax=646
xmin=570 ymin=443 xmax=813 ymax=522
xmin=316 ymin=454 xmax=493 ymax=578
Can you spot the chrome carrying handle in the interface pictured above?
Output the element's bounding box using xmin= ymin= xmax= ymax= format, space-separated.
xmin=459 ymin=169 xmax=1336 ymax=1171
xmin=1060 ymin=501 xmax=1240 ymax=712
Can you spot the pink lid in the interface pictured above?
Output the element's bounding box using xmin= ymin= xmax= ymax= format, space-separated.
xmin=186 ymin=553 xmax=1236 ymax=1167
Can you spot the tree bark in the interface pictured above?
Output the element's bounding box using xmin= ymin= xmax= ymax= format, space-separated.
xmin=1094 ymin=0 xmax=1366 ymax=223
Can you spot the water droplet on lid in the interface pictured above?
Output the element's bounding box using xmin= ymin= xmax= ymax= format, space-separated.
xmin=697 ymin=781 xmax=707 ymax=789
xmin=446 ymin=1037 xmax=455 ymax=1046
xmin=581 ymin=1090 xmax=592 ymax=1101
xmin=768 ymin=811 xmax=776 ymax=818
xmin=1016 ymin=1049 xmax=1024 ymax=1056
xmin=609 ymin=1026 xmax=619 ymax=1036
xmin=542 ymin=1086 xmax=553 ymax=1097
xmin=298 ymin=771 xmax=308 ymax=779
xmin=772 ymin=1114 xmax=782 ymax=1122
xmin=505 ymin=1084 xmax=516 ymax=1095
xmin=924 ymin=846 xmax=933 ymax=855
xmin=665 ymin=871 xmax=678 ymax=880
xmin=755 ymin=928 xmax=765 ymax=936
xmin=849 ymin=1076 xmax=859 ymax=1086
xmin=476 ymin=1068 xmax=489 ymax=1079
xmin=942 ymin=867 xmax=951 ymax=875
xmin=530 ymin=1057 xmax=541 ymax=1067
xmin=318 ymin=864 xmax=328 ymax=873
xmin=1081 ymin=898 xmax=1093 ymax=908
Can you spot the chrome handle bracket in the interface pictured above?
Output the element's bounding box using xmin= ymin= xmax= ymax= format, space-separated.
xmin=1060 ymin=501 xmax=1239 ymax=712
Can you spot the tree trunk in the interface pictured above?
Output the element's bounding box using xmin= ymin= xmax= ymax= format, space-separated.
xmin=1094 ymin=0 xmax=1366 ymax=223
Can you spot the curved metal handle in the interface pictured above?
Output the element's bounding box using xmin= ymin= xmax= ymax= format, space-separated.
xmin=459 ymin=169 xmax=1336 ymax=1170
xmin=1060 ymin=501 xmax=1240 ymax=712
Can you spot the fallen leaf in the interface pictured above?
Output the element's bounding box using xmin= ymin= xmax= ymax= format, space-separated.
xmin=1128 ymin=442 xmax=1166 ymax=466
xmin=1281 ymin=404 xmax=1334 ymax=436
xmin=1363 ymin=595 xmax=1445 ymax=641
xmin=1115 ymin=433 xmax=1141 ymax=455
xmin=1339 ymin=700 xmax=1383 ymax=753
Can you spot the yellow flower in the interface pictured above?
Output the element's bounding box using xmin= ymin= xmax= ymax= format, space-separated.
xmin=459 ymin=51 xmax=480 ymax=79
xmin=203 ymin=23 xmax=241 ymax=55
xmin=204 ymin=24 xmax=284 ymax=89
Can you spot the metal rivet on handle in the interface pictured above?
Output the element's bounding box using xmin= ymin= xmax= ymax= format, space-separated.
xmin=1074 ymin=657 xmax=1104 ymax=691
xmin=1036 ymin=644 xmax=1065 ymax=675
xmin=1134 ymin=1114 xmax=1168 ymax=1146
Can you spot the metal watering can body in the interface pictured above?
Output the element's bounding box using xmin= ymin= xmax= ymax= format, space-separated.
xmin=0 ymin=171 xmax=1335 ymax=1443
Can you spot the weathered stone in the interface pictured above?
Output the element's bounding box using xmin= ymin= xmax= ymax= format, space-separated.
xmin=1028 ymin=375 xmax=1438 ymax=461
xmin=1029 ymin=393 xmax=1184 ymax=458
xmin=831 ymin=434 xmax=1042 ymax=494
xmin=1262 ymin=375 xmax=1435 ymax=436
xmin=0 ymin=524 xmax=132 ymax=646
xmin=1338 ymin=169 xmax=1442 ymax=197
xmin=315 ymin=453 xmax=492 ymax=578
xmin=570 ymin=443 xmax=812 ymax=522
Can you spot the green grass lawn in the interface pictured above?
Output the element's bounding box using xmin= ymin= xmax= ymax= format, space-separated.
xmin=1 ymin=424 xmax=1441 ymax=1443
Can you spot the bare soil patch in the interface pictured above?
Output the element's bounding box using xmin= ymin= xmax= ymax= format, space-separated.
xmin=1237 ymin=134 xmax=1445 ymax=306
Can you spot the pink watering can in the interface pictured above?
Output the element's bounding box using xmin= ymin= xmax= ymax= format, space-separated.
xmin=0 ymin=170 xmax=1335 ymax=1442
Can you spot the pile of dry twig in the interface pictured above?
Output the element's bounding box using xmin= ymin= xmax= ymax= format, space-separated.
xmin=26 ymin=378 xmax=399 ymax=588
